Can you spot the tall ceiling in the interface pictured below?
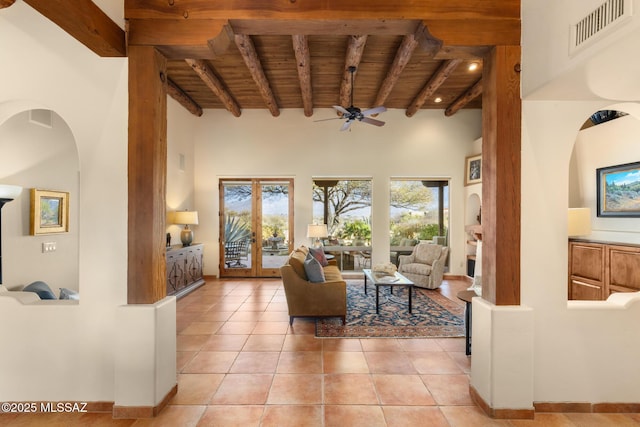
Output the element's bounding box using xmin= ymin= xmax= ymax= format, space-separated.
xmin=17 ymin=0 xmax=521 ymax=119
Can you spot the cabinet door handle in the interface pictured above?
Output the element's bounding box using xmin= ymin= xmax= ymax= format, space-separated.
xmin=572 ymin=280 xmax=600 ymax=289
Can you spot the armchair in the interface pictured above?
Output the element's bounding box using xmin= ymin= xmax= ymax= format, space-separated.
xmin=398 ymin=243 xmax=449 ymax=289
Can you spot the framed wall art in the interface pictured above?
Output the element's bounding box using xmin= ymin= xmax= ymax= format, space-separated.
xmin=30 ymin=189 xmax=69 ymax=235
xmin=597 ymin=161 xmax=640 ymax=217
xmin=465 ymin=154 xmax=482 ymax=186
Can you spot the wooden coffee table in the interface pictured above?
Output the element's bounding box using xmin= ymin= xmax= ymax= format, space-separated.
xmin=363 ymin=269 xmax=414 ymax=314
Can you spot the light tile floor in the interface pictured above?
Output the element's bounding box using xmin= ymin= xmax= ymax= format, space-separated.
xmin=2 ymin=278 xmax=640 ymax=426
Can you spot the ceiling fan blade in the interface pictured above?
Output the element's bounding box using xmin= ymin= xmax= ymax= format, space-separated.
xmin=361 ymin=117 xmax=385 ymax=127
xmin=333 ymin=105 xmax=350 ymax=115
xmin=361 ymin=106 xmax=387 ymax=116
xmin=314 ymin=117 xmax=342 ymax=122
xmin=340 ymin=120 xmax=353 ymax=131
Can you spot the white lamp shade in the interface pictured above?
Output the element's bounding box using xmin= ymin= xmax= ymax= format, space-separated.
xmin=568 ymin=208 xmax=591 ymax=237
xmin=307 ymin=224 xmax=328 ymax=238
xmin=0 ymin=185 xmax=22 ymax=200
xmin=174 ymin=210 xmax=199 ymax=225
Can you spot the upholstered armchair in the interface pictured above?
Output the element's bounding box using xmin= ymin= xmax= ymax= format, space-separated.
xmin=398 ymin=243 xmax=449 ymax=289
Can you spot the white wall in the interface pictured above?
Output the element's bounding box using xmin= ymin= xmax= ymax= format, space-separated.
xmin=0 ymin=110 xmax=79 ymax=291
xmin=193 ymin=108 xmax=482 ymax=277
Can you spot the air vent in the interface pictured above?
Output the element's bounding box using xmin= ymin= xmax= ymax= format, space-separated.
xmin=570 ymin=0 xmax=632 ymax=55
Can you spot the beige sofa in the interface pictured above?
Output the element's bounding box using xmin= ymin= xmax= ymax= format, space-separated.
xmin=280 ymin=246 xmax=346 ymax=325
xmin=398 ymin=243 xmax=449 ymax=289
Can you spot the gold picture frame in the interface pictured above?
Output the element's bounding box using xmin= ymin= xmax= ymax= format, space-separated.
xmin=464 ymin=154 xmax=482 ymax=186
xmin=30 ymin=189 xmax=69 ymax=235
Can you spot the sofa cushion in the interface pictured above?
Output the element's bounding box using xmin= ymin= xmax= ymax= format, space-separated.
xmin=323 ymin=265 xmax=342 ymax=282
xmin=59 ymin=288 xmax=80 ymax=300
xmin=304 ymin=253 xmax=325 ymax=283
xmin=288 ymin=248 xmax=309 ymax=280
xmin=309 ymin=246 xmax=329 ymax=266
xmin=413 ymin=244 xmax=442 ymax=265
xmin=401 ymin=263 xmax=433 ymax=276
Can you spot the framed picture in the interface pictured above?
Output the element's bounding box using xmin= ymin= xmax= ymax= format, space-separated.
xmin=597 ymin=161 xmax=640 ymax=217
xmin=465 ymin=154 xmax=482 ymax=186
xmin=30 ymin=189 xmax=69 ymax=235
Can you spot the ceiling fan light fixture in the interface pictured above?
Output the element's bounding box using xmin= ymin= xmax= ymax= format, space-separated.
xmin=434 ymin=97 xmax=443 ymax=103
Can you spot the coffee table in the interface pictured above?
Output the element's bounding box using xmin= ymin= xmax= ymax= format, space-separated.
xmin=362 ymin=269 xmax=414 ymax=314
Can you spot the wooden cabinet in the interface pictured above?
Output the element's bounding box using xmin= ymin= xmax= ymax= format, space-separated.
xmin=569 ymin=240 xmax=640 ymax=300
xmin=166 ymin=244 xmax=205 ymax=297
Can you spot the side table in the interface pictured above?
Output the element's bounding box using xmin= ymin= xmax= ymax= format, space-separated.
xmin=457 ymin=290 xmax=477 ymax=356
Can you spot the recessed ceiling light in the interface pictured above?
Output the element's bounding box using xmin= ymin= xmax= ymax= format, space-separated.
xmin=434 ymin=97 xmax=442 ymax=103
xmin=468 ymin=62 xmax=479 ymax=71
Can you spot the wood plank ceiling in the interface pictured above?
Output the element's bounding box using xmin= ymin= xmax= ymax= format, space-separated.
xmin=17 ymin=0 xmax=521 ymax=120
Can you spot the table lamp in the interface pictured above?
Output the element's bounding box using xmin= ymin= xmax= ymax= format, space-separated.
xmin=568 ymin=208 xmax=591 ymax=237
xmin=174 ymin=210 xmax=199 ymax=246
xmin=307 ymin=224 xmax=328 ymax=248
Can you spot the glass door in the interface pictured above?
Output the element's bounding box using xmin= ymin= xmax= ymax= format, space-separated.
xmin=219 ymin=179 xmax=293 ymax=277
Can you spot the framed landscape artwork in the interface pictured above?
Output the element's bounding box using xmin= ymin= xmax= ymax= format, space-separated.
xmin=30 ymin=189 xmax=69 ymax=235
xmin=465 ymin=154 xmax=482 ymax=186
xmin=597 ymin=161 xmax=640 ymax=217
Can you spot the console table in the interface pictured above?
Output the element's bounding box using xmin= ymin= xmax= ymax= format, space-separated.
xmin=166 ymin=244 xmax=205 ymax=298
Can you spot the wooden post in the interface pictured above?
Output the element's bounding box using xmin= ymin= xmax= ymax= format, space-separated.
xmin=481 ymin=45 xmax=521 ymax=306
xmin=128 ymin=45 xmax=168 ymax=304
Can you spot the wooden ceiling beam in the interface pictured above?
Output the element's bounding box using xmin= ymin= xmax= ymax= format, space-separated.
xmin=184 ymin=59 xmax=241 ymax=117
xmin=373 ymin=34 xmax=419 ymax=109
xmin=292 ymin=35 xmax=313 ymax=117
xmin=231 ymin=20 xmax=418 ymax=36
xmin=167 ymin=78 xmax=203 ymax=117
xmin=445 ymin=78 xmax=482 ymax=117
xmin=125 ymin=1 xmax=520 ymax=22
xmin=127 ymin=19 xmax=234 ymax=57
xmin=234 ymin=34 xmax=280 ymax=117
xmin=0 ymin=0 xmax=16 ymax=9
xmin=24 ymin=0 xmax=125 ymax=57
xmin=339 ymin=35 xmax=368 ymax=109
xmin=406 ymin=59 xmax=462 ymax=117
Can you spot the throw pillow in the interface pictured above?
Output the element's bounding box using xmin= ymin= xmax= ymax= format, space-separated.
xmin=59 ymin=288 xmax=80 ymax=300
xmin=309 ymin=246 xmax=329 ymax=266
xmin=22 ymin=281 xmax=57 ymax=300
xmin=303 ymin=252 xmax=326 ymax=283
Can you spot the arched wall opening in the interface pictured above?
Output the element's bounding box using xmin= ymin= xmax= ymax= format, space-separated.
xmin=0 ymin=101 xmax=80 ymax=294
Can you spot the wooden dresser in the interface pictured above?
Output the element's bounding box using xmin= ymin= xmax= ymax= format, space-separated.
xmin=569 ymin=239 xmax=640 ymax=300
xmin=166 ymin=243 xmax=205 ymax=298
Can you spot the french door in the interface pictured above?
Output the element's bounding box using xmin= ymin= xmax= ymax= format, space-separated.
xmin=219 ymin=178 xmax=294 ymax=278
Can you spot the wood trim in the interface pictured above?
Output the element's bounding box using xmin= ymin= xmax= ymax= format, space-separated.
xmin=24 ymin=0 xmax=126 ymax=57
xmin=480 ymin=45 xmax=521 ymax=306
xmin=127 ymin=46 xmax=168 ymax=304
xmin=470 ymin=385 xmax=535 ymax=419
xmin=0 ymin=0 xmax=16 ymax=8
xmin=113 ymin=384 xmax=178 ymax=419
xmin=535 ymin=401 xmax=640 ymax=414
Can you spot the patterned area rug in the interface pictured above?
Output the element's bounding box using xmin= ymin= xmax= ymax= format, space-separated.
xmin=316 ymin=280 xmax=465 ymax=338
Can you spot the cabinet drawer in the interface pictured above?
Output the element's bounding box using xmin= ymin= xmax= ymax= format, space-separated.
xmin=608 ymin=245 xmax=640 ymax=292
xmin=570 ymin=243 xmax=604 ymax=282
xmin=569 ymin=277 xmax=603 ymax=300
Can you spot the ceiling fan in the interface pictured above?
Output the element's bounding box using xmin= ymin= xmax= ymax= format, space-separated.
xmin=318 ymin=66 xmax=387 ymax=131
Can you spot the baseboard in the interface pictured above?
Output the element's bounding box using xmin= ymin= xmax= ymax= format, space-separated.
xmin=469 ymin=385 xmax=535 ymax=419
xmin=112 ymin=384 xmax=178 ymax=419
xmin=444 ymin=274 xmax=469 ymax=282
xmin=535 ymin=401 xmax=640 ymax=413
xmin=203 ymin=275 xmax=218 ymax=281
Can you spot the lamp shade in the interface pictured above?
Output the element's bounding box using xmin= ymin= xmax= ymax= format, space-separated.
xmin=568 ymin=208 xmax=591 ymax=237
xmin=174 ymin=210 xmax=199 ymax=225
xmin=0 ymin=185 xmax=22 ymax=201
xmin=306 ymin=224 xmax=328 ymax=238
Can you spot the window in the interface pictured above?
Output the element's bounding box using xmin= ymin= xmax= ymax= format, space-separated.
xmin=390 ymin=179 xmax=449 ymax=255
xmin=313 ymin=179 xmax=372 ymax=271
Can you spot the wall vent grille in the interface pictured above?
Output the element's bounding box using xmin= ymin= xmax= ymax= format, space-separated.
xmin=570 ymin=0 xmax=632 ymax=55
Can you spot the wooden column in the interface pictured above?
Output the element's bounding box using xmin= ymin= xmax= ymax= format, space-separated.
xmin=128 ymin=45 xmax=168 ymax=304
xmin=481 ymin=45 xmax=521 ymax=306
